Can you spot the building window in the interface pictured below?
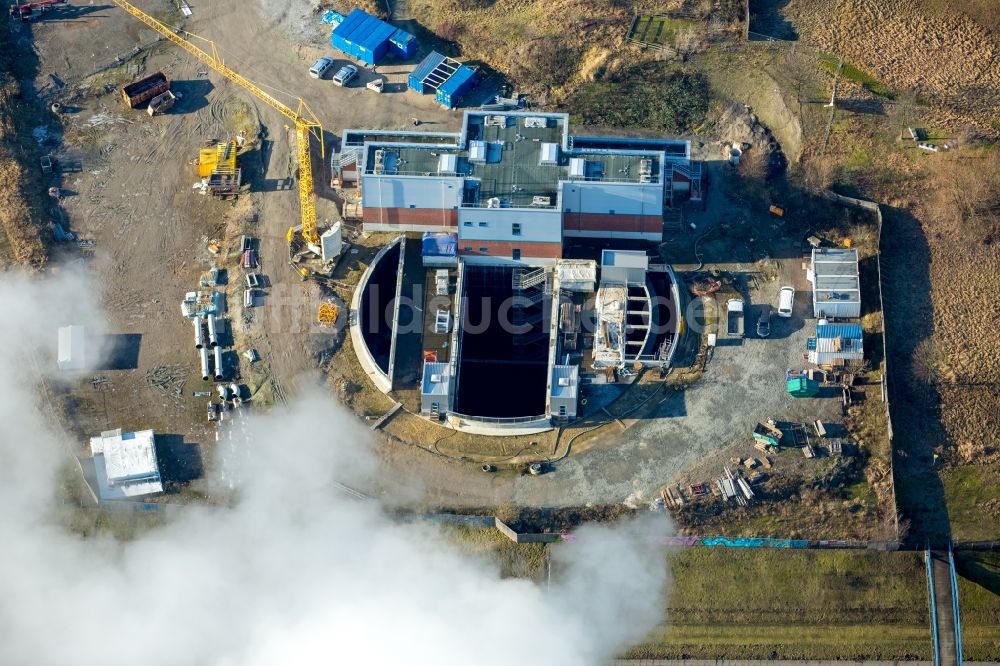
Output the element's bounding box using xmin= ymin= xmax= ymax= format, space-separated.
xmin=464 ymin=221 xmax=472 ymax=227
xmin=409 ymin=204 xmax=416 ymax=209
xmin=512 ymin=249 xmax=521 ymax=261
xmin=512 ymin=223 xmax=522 ymax=236
xmin=608 ymin=209 xmax=615 ymax=214
xmin=463 ymin=247 xmax=472 ymax=252
xmin=479 ymin=247 xmax=488 ymax=253
xmin=479 ymin=221 xmax=488 ymax=227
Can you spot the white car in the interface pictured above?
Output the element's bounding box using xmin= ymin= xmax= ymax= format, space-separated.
xmin=777 ymin=286 xmax=795 ymax=317
xmin=309 ymin=56 xmax=334 ymax=79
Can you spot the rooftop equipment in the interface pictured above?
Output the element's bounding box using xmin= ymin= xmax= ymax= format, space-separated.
xmin=569 ymin=157 xmax=586 ymax=179
xmin=539 ymin=142 xmax=559 ymax=166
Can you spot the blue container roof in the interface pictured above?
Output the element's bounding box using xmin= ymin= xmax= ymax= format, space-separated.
xmin=411 ymin=51 xmax=448 ymax=85
xmin=390 ymin=27 xmax=415 ymax=46
xmin=333 ymin=8 xmax=396 ymax=51
xmin=437 ymin=65 xmax=476 ymax=97
xmin=816 ymin=323 xmax=863 ymax=339
xmin=421 ymin=232 xmax=457 ymax=257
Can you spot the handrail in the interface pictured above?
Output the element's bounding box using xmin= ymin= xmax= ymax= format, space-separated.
xmin=926 ymin=548 xmax=941 ymax=666
xmin=948 ymin=547 xmax=964 ymax=665
xmin=448 ymin=411 xmax=547 ymax=425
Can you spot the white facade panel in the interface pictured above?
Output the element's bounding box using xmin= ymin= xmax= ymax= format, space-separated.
xmin=561 ymin=181 xmax=663 ymax=216
xmin=361 ymin=174 xmax=463 ymax=210
xmin=457 ymin=207 xmax=562 ymax=244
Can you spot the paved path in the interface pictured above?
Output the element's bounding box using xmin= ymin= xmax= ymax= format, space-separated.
xmin=929 ymin=550 xmax=959 ymax=666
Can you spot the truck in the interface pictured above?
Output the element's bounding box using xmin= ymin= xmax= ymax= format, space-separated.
xmin=726 ymin=298 xmax=744 ymax=338
xmin=146 ymin=90 xmax=176 ymax=116
xmin=9 ymin=0 xmax=67 ymax=20
xmin=120 ymin=72 xmax=170 ymax=109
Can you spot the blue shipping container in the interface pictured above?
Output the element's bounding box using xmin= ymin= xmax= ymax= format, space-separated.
xmin=435 ymin=66 xmax=477 ymax=109
xmin=408 ymin=51 xmax=448 ymax=93
xmin=330 ymin=8 xmax=398 ymax=65
xmin=389 ymin=28 xmax=417 ymax=60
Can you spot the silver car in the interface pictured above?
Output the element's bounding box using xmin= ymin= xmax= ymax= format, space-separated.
xmin=309 ymin=56 xmax=334 ymax=79
xmin=332 ymin=64 xmax=358 ymax=87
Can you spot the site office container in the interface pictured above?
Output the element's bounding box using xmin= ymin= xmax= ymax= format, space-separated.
xmin=330 ymin=8 xmax=414 ymax=65
xmin=435 ymin=66 xmax=477 ymax=109
xmin=408 ymin=52 xmax=447 ymax=94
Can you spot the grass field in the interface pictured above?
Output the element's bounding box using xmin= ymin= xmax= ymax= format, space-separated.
xmin=956 ymin=552 xmax=1000 ymax=659
xmin=628 ymin=15 xmax=696 ymax=48
xmin=942 ymin=467 xmax=1000 ymax=542
xmin=819 ymin=53 xmax=896 ymax=99
xmin=629 ymin=549 xmax=932 ymax=659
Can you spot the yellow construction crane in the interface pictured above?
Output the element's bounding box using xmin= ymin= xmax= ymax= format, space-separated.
xmin=110 ymin=0 xmax=324 ymax=245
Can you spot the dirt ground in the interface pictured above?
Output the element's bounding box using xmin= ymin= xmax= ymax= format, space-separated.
xmin=27 ymin=0 xmax=457 ymax=471
xmin=27 ymin=0 xmax=888 ymax=525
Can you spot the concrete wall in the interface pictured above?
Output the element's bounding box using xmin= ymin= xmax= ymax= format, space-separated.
xmin=348 ymin=235 xmax=404 ymax=395
xmin=457 ymin=207 xmax=562 ymax=244
xmin=361 ymin=173 xmax=463 ymax=209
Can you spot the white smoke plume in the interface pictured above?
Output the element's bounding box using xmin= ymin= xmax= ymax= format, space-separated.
xmin=0 ymin=270 xmax=671 ymax=666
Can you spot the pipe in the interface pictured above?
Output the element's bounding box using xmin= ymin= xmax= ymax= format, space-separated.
xmin=213 ymin=346 xmax=224 ymax=381
xmin=207 ymin=314 xmax=219 ymax=348
xmin=199 ymin=346 xmax=210 ymax=381
xmin=194 ymin=317 xmax=204 ymax=349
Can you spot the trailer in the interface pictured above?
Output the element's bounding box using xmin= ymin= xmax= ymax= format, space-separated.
xmin=9 ymin=0 xmax=67 ymax=20
xmin=146 ymin=90 xmax=176 ymax=116
xmin=726 ymin=298 xmax=744 ymax=338
xmin=121 ymin=72 xmax=170 ymax=109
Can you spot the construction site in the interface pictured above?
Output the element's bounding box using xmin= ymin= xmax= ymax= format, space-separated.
xmin=3 ymin=0 xmax=999 ymax=661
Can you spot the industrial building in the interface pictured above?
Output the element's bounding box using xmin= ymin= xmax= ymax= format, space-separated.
xmin=90 ymin=429 xmax=163 ymax=500
xmin=807 ymin=248 xmax=861 ymax=319
xmin=807 ymin=323 xmax=864 ymax=367
xmin=342 ymin=112 xmax=692 ymax=435
xmin=334 ymin=111 xmax=699 ymax=265
xmin=329 ymin=8 xmax=416 ymax=65
xmin=57 ymin=325 xmax=86 ymax=371
xmin=409 ymin=51 xmax=478 ymax=109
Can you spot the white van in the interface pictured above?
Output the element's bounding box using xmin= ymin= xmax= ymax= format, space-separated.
xmin=777 ymin=286 xmax=794 ymax=317
xmin=309 ymin=57 xmax=334 ymax=80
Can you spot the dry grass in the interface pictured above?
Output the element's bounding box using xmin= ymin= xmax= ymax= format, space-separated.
xmin=0 ymin=72 xmax=48 ymax=267
xmin=784 ymin=0 xmax=1000 ymax=134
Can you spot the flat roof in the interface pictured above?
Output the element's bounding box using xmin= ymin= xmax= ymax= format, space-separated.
xmin=90 ymin=429 xmax=163 ymax=499
xmin=355 ymin=111 xmax=673 ymax=209
xmin=421 ymin=362 xmax=451 ymax=396
xmin=551 ymin=365 xmax=579 ymax=400
xmin=812 ymin=247 xmax=860 ymax=302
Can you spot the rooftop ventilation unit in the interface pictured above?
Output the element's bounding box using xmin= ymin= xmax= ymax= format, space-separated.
xmin=469 ymin=140 xmax=487 ymax=162
xmin=438 ymin=153 xmax=458 ymax=174
xmin=484 ymin=115 xmax=508 ymax=127
xmin=539 ymin=142 xmax=559 ymax=166
xmin=569 ymin=157 xmax=586 ymax=179
xmin=430 ymin=373 xmax=442 ymax=383
xmin=531 ymin=195 xmax=551 ymax=206
xmin=487 ymin=197 xmax=502 ymax=208
xmin=524 ymin=117 xmax=548 ymax=128
xmin=557 ymin=377 xmax=570 ymax=387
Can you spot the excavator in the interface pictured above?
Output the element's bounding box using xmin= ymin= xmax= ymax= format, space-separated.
xmin=109 ymin=0 xmax=325 ymax=254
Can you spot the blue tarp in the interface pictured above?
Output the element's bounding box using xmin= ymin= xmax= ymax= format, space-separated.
xmin=320 ymin=10 xmax=345 ymax=25
xmin=421 ymin=232 xmax=458 ymax=258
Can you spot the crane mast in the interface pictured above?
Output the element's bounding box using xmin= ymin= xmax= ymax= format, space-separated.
xmin=110 ymin=0 xmax=324 ymax=245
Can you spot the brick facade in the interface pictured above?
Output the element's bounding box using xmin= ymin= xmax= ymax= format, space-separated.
xmin=563 ymin=213 xmax=662 ymax=234
xmin=362 ymin=207 xmax=458 ymax=228
xmin=458 ymin=240 xmax=563 ymax=260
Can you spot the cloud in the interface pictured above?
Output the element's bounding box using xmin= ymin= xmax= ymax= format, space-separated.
xmin=0 ymin=270 xmax=671 ymax=666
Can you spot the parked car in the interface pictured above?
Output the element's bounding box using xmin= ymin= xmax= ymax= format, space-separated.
xmin=777 ymin=286 xmax=795 ymax=317
xmin=309 ymin=56 xmax=334 ymax=79
xmin=726 ymin=298 xmax=744 ymax=338
xmin=757 ymin=304 xmax=772 ymax=338
xmin=332 ymin=64 xmax=358 ymax=87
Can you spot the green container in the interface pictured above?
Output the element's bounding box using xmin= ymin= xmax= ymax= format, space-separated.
xmin=787 ymin=377 xmax=820 ymax=397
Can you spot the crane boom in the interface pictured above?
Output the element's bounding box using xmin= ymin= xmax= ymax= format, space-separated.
xmin=110 ymin=0 xmax=323 ymax=245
